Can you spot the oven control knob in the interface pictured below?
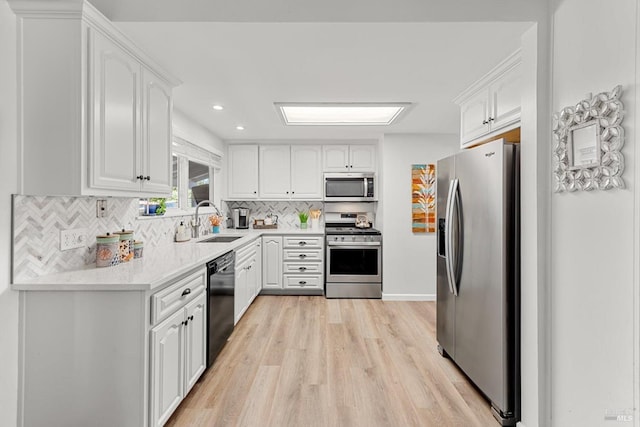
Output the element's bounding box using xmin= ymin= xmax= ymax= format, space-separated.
xmin=351 ymin=236 xmax=356 ymax=242
xmin=341 ymin=236 xmax=345 ymax=241
xmin=334 ymin=237 xmax=338 ymax=241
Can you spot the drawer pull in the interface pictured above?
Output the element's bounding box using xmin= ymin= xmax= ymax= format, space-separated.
xmin=298 ymin=241 xmax=307 ymax=246
xmin=181 ymin=288 xmax=191 ymax=297
xmin=298 ymin=267 xmax=307 ymax=271
xmin=299 ymin=254 xmax=307 ymax=259
xmin=299 ymin=281 xmax=307 ymax=285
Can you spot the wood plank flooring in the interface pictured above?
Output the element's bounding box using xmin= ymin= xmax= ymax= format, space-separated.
xmin=166 ymin=296 xmax=497 ymax=427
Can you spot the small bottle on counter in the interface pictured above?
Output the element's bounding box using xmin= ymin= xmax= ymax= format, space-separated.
xmin=133 ymin=241 xmax=144 ymax=259
xmin=96 ymin=233 xmax=119 ymax=268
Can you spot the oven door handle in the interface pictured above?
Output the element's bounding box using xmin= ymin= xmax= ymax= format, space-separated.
xmin=327 ymin=242 xmax=381 ymax=247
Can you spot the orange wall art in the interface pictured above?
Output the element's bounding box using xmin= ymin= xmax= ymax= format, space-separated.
xmin=412 ymin=164 xmax=436 ymax=233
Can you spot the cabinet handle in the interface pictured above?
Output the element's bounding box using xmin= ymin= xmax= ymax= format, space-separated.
xmin=183 ymin=319 xmax=189 ymax=326
xmin=286 ymin=191 xmax=289 ymax=194
xmin=189 ymin=315 xmax=194 ymax=321
xmin=298 ymin=241 xmax=307 ymax=246
xmin=136 ymin=175 xmax=144 ymax=180
xmin=181 ymin=288 xmax=191 ymax=297
xmin=350 ymin=165 xmax=353 ymax=168
xmin=291 ymin=191 xmax=295 ymax=194
xmin=299 ymin=281 xmax=307 ymax=285
xmin=488 ymin=117 xmax=494 ymax=122
xmin=145 ymin=176 xmax=151 ymax=180
xmin=482 ymin=119 xmax=488 ymax=125
xmin=253 ymin=191 xmax=257 ymax=194
xmin=345 ymin=165 xmax=349 ymax=169
xmin=298 ymin=267 xmax=307 ymax=271
xmin=299 ymin=254 xmax=307 ymax=259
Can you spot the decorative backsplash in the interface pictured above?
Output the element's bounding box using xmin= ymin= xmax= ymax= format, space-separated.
xmin=223 ymin=201 xmax=324 ymax=228
xmin=11 ymin=195 xmax=211 ymax=282
xmin=12 ymin=196 xmax=325 ymax=281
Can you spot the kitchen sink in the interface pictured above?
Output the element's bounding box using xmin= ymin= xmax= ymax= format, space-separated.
xmin=197 ymin=235 xmax=243 ymax=243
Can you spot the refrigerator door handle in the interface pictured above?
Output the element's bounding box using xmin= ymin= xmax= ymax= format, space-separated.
xmin=444 ymin=179 xmax=456 ymax=296
xmin=451 ymin=178 xmax=461 ymax=296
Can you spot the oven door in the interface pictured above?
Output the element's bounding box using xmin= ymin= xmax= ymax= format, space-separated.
xmin=326 ymin=243 xmax=381 ymax=283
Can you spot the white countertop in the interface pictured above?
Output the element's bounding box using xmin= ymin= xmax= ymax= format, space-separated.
xmin=12 ymin=227 xmax=324 ymax=292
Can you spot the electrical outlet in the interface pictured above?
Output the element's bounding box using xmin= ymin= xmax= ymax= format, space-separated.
xmin=60 ymin=228 xmax=87 ymax=251
xmin=96 ymin=199 xmax=107 ymax=218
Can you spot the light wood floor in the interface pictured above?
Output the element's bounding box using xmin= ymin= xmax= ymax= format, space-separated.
xmin=167 ymin=296 xmax=497 ymax=427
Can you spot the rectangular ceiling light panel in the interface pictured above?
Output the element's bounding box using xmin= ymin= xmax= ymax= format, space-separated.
xmin=275 ymin=103 xmax=411 ymax=126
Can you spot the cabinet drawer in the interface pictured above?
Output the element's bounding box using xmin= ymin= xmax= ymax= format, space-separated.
xmin=284 ymin=275 xmax=323 ymax=289
xmin=151 ymin=269 xmax=205 ymax=325
xmin=283 ymin=249 xmax=323 ymax=262
xmin=283 ymin=236 xmax=323 ymax=249
xmin=283 ymin=262 xmax=323 ymax=274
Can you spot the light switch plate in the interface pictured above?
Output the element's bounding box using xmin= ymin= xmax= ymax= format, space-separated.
xmin=60 ymin=228 xmax=87 ymax=251
xmin=96 ymin=199 xmax=107 ymax=218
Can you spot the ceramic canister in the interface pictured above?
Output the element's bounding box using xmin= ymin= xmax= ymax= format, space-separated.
xmin=133 ymin=241 xmax=144 ymax=259
xmin=114 ymin=229 xmax=134 ymax=262
xmin=96 ymin=233 xmax=120 ymax=268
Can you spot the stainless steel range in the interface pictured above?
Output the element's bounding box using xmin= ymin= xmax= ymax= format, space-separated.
xmin=325 ymin=213 xmax=382 ymax=298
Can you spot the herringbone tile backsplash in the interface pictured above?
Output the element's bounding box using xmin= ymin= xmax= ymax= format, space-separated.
xmin=12 ymin=195 xmax=211 ymax=282
xmin=12 ymin=196 xmax=325 ymax=281
xmin=224 ymin=201 xmax=323 ymax=227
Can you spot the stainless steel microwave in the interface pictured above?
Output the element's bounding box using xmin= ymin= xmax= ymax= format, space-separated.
xmin=324 ymin=173 xmax=376 ymax=202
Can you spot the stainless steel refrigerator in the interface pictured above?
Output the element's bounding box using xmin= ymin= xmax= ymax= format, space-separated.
xmin=436 ymin=139 xmax=520 ymax=426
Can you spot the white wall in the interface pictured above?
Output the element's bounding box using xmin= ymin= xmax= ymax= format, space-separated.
xmin=379 ymin=133 xmax=458 ymax=300
xmin=0 ymin=1 xmax=19 ymax=426
xmin=550 ymin=0 xmax=638 ymax=425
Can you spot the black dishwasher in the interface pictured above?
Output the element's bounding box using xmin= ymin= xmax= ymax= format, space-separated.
xmin=206 ymin=250 xmax=235 ymax=369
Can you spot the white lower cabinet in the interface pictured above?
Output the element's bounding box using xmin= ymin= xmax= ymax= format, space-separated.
xmin=262 ymin=236 xmax=283 ymax=289
xmin=16 ymin=266 xmax=207 ymax=427
xmin=260 ymin=235 xmax=324 ymax=292
xmin=150 ymin=278 xmax=207 ymax=427
xmin=235 ymin=238 xmax=262 ymax=324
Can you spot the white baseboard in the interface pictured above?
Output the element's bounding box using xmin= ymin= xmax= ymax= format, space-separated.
xmin=382 ymin=293 xmax=436 ymax=301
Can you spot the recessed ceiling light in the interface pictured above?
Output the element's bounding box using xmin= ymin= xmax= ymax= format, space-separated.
xmin=236 ymin=125 xmax=245 ymax=131
xmin=274 ymin=102 xmax=412 ymax=126
xmin=212 ymin=105 xmax=224 ymax=111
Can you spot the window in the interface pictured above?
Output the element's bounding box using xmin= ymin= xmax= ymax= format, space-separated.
xmin=187 ymin=160 xmax=210 ymax=207
xmin=139 ymin=137 xmax=222 ymax=216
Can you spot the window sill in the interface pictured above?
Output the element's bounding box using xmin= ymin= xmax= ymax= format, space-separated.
xmin=137 ymin=207 xmax=221 ymax=221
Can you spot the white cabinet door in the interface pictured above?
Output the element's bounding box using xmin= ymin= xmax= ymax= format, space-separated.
xmin=234 ymin=261 xmax=248 ymax=324
xmin=489 ymin=61 xmax=522 ymax=131
xmin=262 ymin=236 xmax=283 ymax=289
xmin=246 ymin=257 xmax=257 ymax=306
xmin=349 ymin=145 xmax=377 ymax=172
xmin=255 ymin=239 xmax=263 ymax=293
xmin=150 ymin=309 xmax=184 ymax=427
xmin=259 ymin=145 xmax=291 ymax=198
xmin=184 ymin=292 xmax=206 ymax=394
xmin=291 ymin=145 xmax=322 ymax=199
xmin=141 ymin=68 xmax=172 ymax=195
xmin=322 ymin=145 xmax=349 ymax=172
xmin=228 ymin=145 xmax=259 ymax=199
xmin=90 ymin=30 xmax=141 ymax=192
xmin=459 ymin=89 xmax=490 ymax=145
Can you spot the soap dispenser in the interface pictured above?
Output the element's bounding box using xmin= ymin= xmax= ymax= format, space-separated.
xmin=175 ymin=221 xmax=190 ymax=242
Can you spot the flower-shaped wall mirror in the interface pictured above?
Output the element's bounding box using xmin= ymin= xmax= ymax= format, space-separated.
xmin=552 ymin=85 xmax=625 ymax=192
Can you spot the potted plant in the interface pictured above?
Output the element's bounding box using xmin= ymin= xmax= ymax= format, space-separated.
xmin=298 ymin=211 xmax=309 ymax=229
xmin=149 ymin=198 xmax=166 ymax=215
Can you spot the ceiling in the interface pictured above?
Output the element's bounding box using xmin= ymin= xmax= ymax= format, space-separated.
xmin=91 ymin=1 xmax=537 ymax=142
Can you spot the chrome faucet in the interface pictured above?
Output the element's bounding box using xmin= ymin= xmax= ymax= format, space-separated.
xmin=192 ymin=200 xmax=222 ymax=238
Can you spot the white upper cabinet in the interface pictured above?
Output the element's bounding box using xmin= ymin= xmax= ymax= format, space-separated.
xmin=90 ymin=31 xmax=141 ymax=192
xmin=228 ymin=145 xmax=259 ymax=199
xmin=141 ymin=68 xmax=173 ymax=194
xmin=254 ymin=145 xmax=322 ymax=200
xmin=290 ymin=145 xmax=322 ymax=199
xmin=259 ymin=145 xmax=291 ymax=198
xmin=454 ymin=50 xmax=522 ymax=149
xmin=10 ymin=1 xmax=180 ymax=196
xmin=323 ymin=144 xmax=377 ymax=172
